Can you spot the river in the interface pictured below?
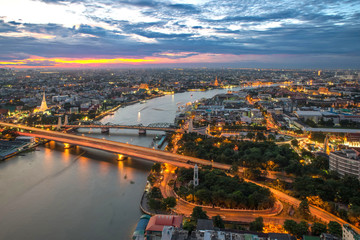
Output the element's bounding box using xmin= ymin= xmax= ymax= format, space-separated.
xmin=0 ymin=88 xmax=237 ymax=240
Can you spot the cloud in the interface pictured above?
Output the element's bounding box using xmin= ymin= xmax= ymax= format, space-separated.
xmin=0 ymin=0 xmax=359 ymax=68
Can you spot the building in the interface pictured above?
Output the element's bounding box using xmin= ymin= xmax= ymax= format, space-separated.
xmin=295 ymin=111 xmax=323 ymax=124
xmin=329 ymin=149 xmax=360 ymax=180
xmin=145 ymin=215 xmax=183 ymax=239
xmin=343 ymin=224 xmax=360 ymax=240
xmin=39 ymin=92 xmax=48 ymax=112
xmin=320 ymin=233 xmax=340 ymax=240
xmin=344 ymin=133 xmax=360 ymax=147
xmin=132 ymin=214 xmax=151 ymax=240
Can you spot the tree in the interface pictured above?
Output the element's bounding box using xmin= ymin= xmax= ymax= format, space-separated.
xmin=310 ymin=132 xmax=326 ymax=143
xmin=244 ymin=168 xmax=262 ymax=180
xmin=295 ymin=221 xmax=309 ymax=238
xmin=191 ymin=206 xmax=209 ymax=222
xmin=327 ymin=221 xmax=342 ymax=237
xmin=291 ymin=139 xmax=299 ymax=147
xmin=299 ymin=199 xmax=311 ymax=219
xmin=249 ymin=217 xmax=264 ymax=232
xmin=183 ymin=220 xmax=196 ymax=232
xmin=267 ymin=134 xmax=275 ymax=141
xmin=195 ymin=189 xmax=212 ymax=204
xmin=213 ymin=215 xmax=225 ymax=229
xmin=256 ymin=132 xmax=266 ymax=141
xmin=148 ymin=198 xmax=162 ymax=210
xmin=311 ymin=222 xmax=327 ymax=236
xmin=149 ymin=187 xmax=162 ymax=199
xmin=284 ymin=220 xmax=298 ymax=235
xmin=151 ymin=163 xmax=162 ymax=173
xmin=147 ymin=175 xmax=156 ymax=185
xmin=230 ymin=163 xmax=239 ymax=175
xmin=162 ymin=197 xmax=177 ymax=210
xmin=246 ymin=132 xmax=255 ymax=139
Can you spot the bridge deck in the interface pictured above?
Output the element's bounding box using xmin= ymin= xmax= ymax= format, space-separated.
xmin=40 ymin=125 xmax=178 ymax=131
xmin=2 ymin=122 xmax=228 ymax=170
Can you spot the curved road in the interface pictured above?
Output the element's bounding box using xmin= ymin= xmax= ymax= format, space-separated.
xmin=160 ymin=166 xmax=284 ymax=223
xmin=1 ymin=122 xmax=359 ymax=233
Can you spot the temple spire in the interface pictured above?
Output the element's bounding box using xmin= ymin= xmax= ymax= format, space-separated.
xmin=39 ymin=92 xmax=48 ymax=112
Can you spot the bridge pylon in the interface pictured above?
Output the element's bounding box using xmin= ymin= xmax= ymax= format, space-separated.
xmin=101 ymin=127 xmax=110 ymax=134
xmin=64 ymin=115 xmax=69 ymax=126
xmin=57 ymin=117 xmax=62 ymax=129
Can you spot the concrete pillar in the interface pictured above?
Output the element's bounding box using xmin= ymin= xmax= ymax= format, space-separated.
xmin=57 ymin=116 xmax=62 ymax=129
xmin=139 ymin=129 xmax=146 ymax=135
xmin=101 ymin=127 xmax=110 ymax=134
xmin=64 ymin=115 xmax=68 ymax=125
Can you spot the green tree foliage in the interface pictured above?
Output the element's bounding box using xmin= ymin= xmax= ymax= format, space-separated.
xmin=244 ymin=168 xmax=262 ymax=180
xmin=148 ymin=198 xmax=162 ymax=210
xmin=191 ymin=206 xmax=209 ymax=222
xmin=151 ymin=163 xmax=162 ymax=173
xmin=147 ymin=175 xmax=156 ymax=185
xmin=249 ymin=217 xmax=264 ymax=232
xmin=291 ymin=139 xmax=299 ymax=147
xmin=311 ymin=222 xmax=327 ymax=236
xmin=327 ymin=221 xmax=342 ymax=237
xmin=284 ymin=220 xmax=309 ymax=238
xmin=177 ymin=168 xmax=274 ymax=209
xmin=293 ymin=175 xmax=360 ymax=215
xmin=148 ymin=187 xmax=162 ymax=199
xmin=284 ymin=220 xmax=298 ymax=235
xmin=213 ymin=215 xmax=225 ymax=229
xmin=299 ymin=199 xmax=311 ymax=219
xmin=296 ymin=221 xmax=309 ymax=238
xmin=176 ymin=133 xmax=299 ymax=171
xmin=161 ymin=197 xmax=176 ymax=210
xmin=183 ymin=220 xmax=196 ymax=232
xmin=310 ymin=132 xmax=326 ymax=143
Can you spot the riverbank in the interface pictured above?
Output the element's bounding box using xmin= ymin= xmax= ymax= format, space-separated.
xmin=0 ymin=139 xmax=43 ymax=161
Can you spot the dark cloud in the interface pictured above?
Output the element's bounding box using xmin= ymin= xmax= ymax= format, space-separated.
xmin=1 ymin=0 xmax=359 ymax=68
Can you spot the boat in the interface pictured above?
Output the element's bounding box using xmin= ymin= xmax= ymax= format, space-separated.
xmin=140 ymin=100 xmax=147 ymax=104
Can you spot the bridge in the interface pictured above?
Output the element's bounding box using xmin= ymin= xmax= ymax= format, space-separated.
xmin=1 ymin=121 xmax=360 ymax=233
xmin=40 ymin=122 xmax=178 ymax=134
xmin=1 ymin=122 xmax=227 ymax=169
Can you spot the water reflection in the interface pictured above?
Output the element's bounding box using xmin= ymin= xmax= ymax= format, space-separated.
xmin=0 ymin=88 xmax=239 ymax=240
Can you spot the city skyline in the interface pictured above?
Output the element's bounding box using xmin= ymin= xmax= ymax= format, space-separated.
xmin=0 ymin=0 xmax=359 ymax=68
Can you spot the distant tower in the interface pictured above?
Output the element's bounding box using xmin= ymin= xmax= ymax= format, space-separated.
xmin=324 ymin=135 xmax=330 ymax=155
xmin=214 ymin=77 xmax=219 ymax=86
xmin=194 ymin=164 xmax=199 ymax=187
xmin=318 ymin=70 xmax=321 ymax=76
xmin=39 ymin=92 xmax=48 ymax=112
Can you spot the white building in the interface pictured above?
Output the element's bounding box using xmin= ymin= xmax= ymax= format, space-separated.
xmin=342 ymin=224 xmax=360 ymax=240
xmin=329 ymin=149 xmax=360 ymax=180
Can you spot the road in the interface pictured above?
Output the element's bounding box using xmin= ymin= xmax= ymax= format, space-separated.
xmin=0 ymin=122 xmax=230 ymax=170
xmin=160 ymin=166 xmax=284 ymax=223
xmin=2 ymin=121 xmax=359 ymax=233
xmin=247 ymin=180 xmax=360 ymax=233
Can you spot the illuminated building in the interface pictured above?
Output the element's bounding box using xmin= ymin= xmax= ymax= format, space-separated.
xmin=329 ymin=149 xmax=360 ymax=180
xmin=39 ymin=92 xmax=48 ymax=112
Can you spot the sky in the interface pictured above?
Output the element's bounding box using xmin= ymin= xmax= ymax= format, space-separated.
xmin=0 ymin=0 xmax=359 ymax=69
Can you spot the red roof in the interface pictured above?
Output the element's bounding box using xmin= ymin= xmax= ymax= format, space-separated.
xmin=145 ymin=215 xmax=183 ymax=232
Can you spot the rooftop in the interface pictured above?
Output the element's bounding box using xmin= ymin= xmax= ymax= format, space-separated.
xmin=145 ymin=215 xmax=183 ymax=232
